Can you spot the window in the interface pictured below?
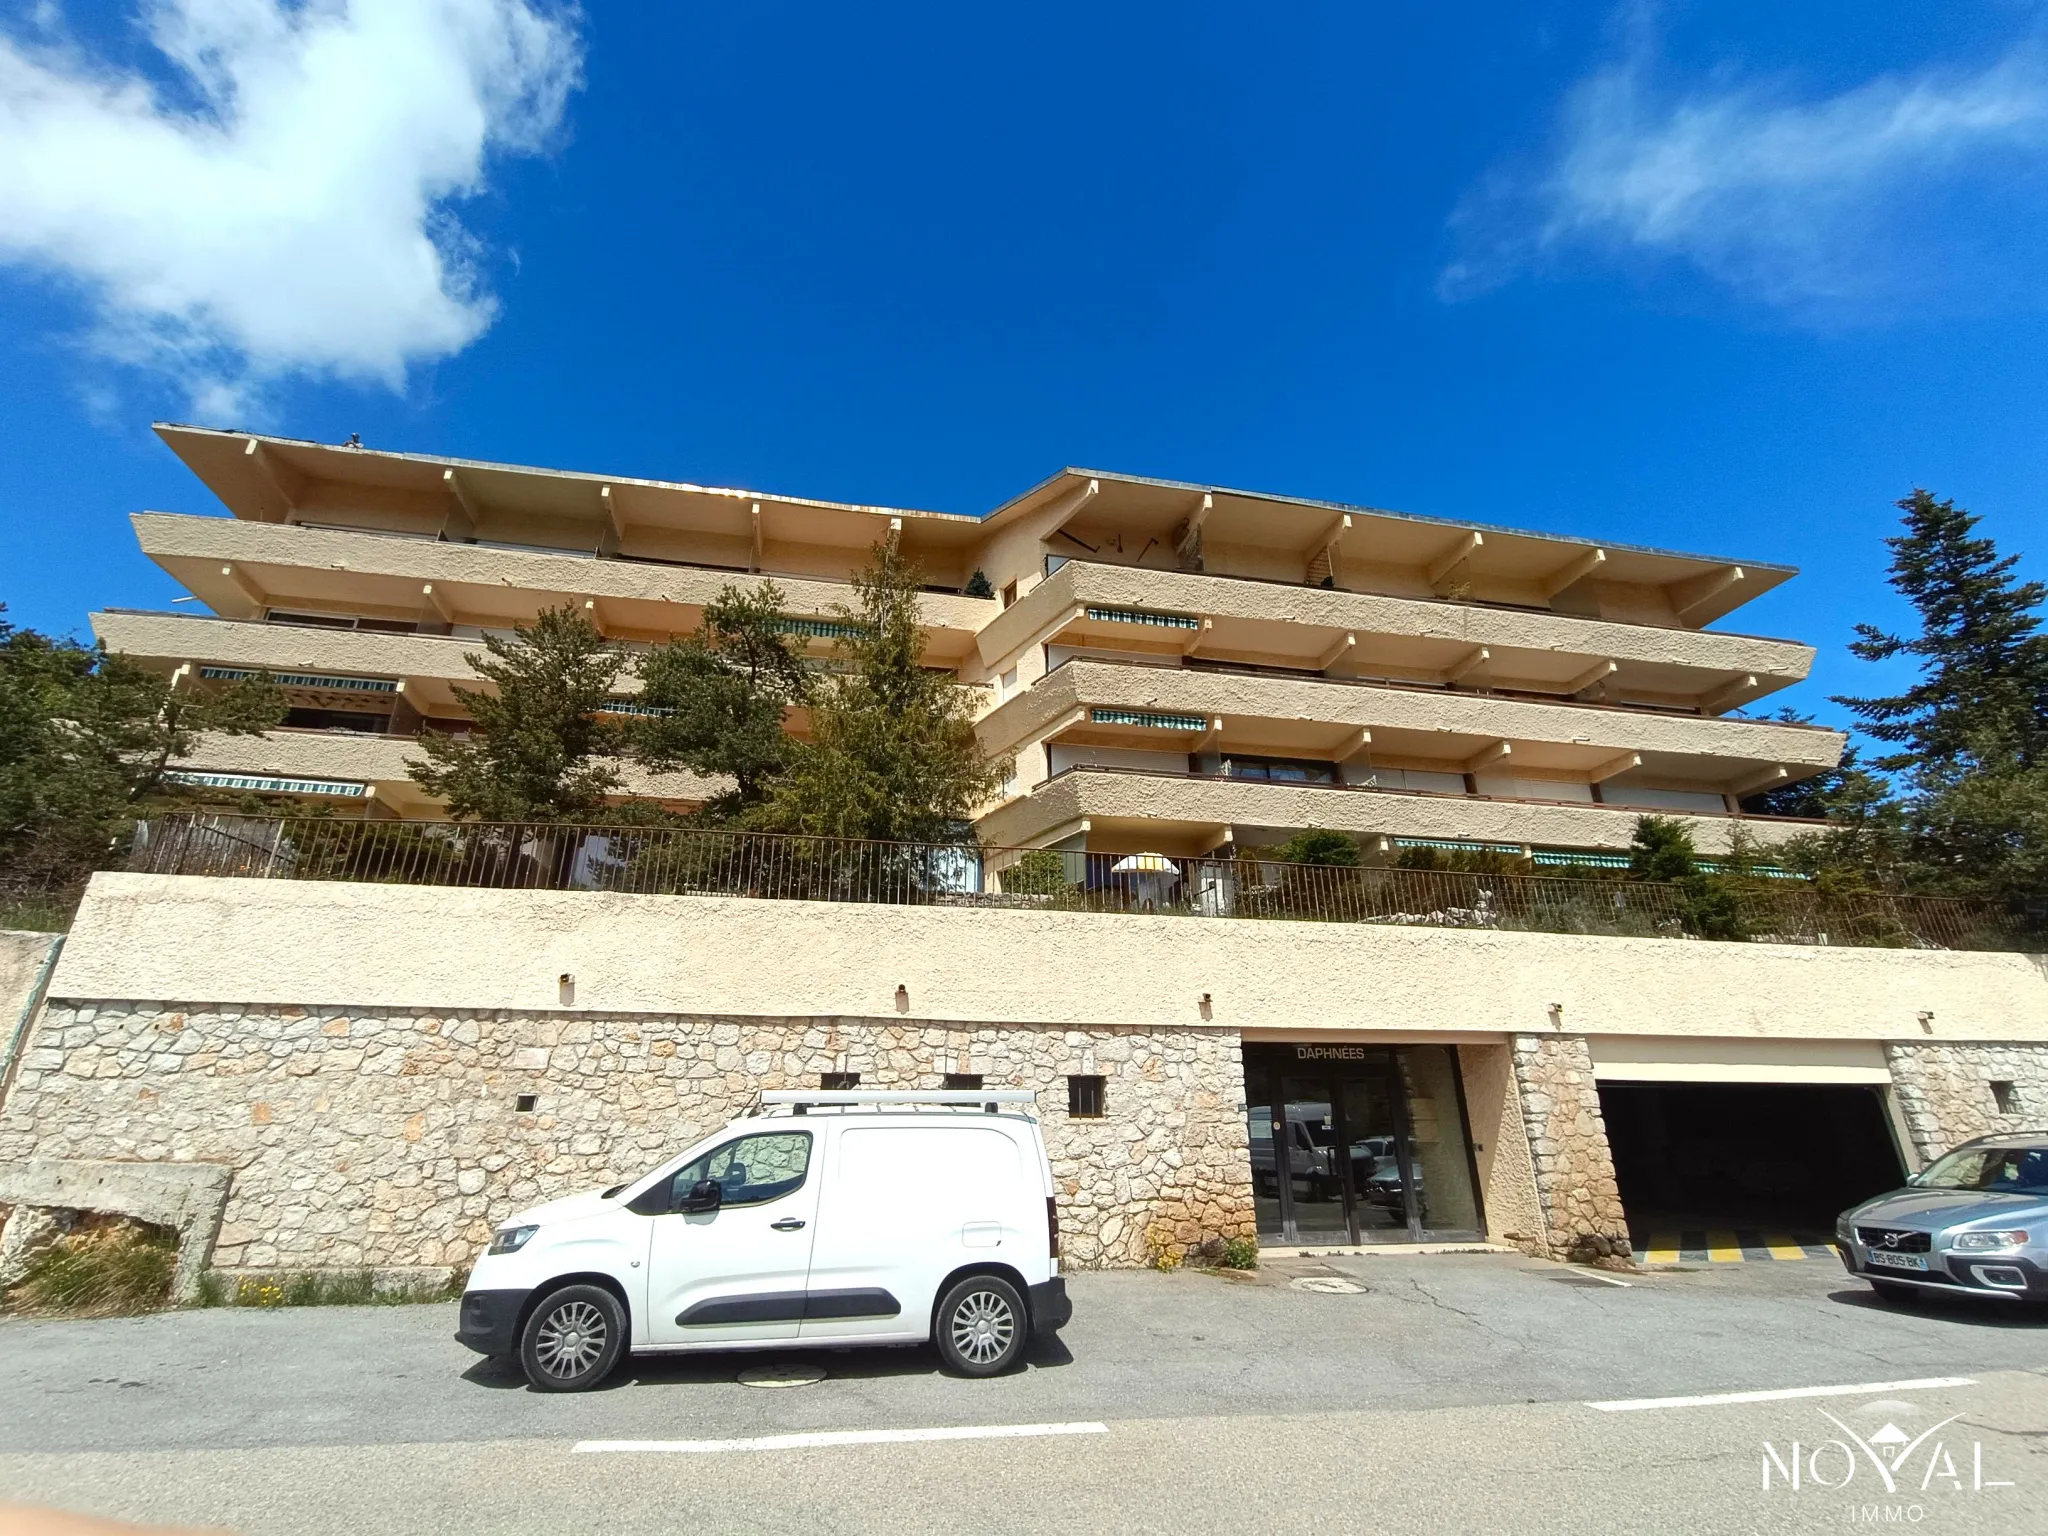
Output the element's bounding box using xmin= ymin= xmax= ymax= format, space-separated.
xmin=1068 ymin=1074 xmax=1106 ymax=1119
xmin=943 ymin=1073 xmax=984 ymax=1090
xmin=1992 ymin=1080 xmax=2022 ymax=1115
xmin=282 ymin=708 xmax=391 ymax=734
xmin=1221 ymin=754 xmax=1338 ymax=784
xmin=514 ymin=1094 xmax=538 ymax=1113
xmin=1001 ymin=580 xmax=1018 ymax=609
xmin=672 ymin=1131 xmax=813 ymax=1208
xmin=1000 ymin=666 xmax=1019 ymax=698
xmin=820 ymin=1072 xmax=861 ymax=1090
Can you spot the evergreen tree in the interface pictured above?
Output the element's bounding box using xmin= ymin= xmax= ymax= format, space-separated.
xmin=1626 ymin=815 xmax=1698 ymax=882
xmin=633 ymin=582 xmax=812 ymax=821
xmin=1834 ymin=489 xmax=2048 ymax=775
xmin=1 ymin=609 xmax=282 ymax=884
xmin=759 ymin=542 xmax=1010 ymax=843
xmin=408 ymin=606 xmax=628 ymax=822
xmin=1831 ymin=489 xmax=2048 ymax=908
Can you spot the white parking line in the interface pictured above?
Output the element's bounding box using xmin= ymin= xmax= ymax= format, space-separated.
xmin=1586 ymin=1377 xmax=1978 ymax=1413
xmin=1566 ymin=1267 xmax=1633 ymax=1287
xmin=574 ymin=1421 xmax=1111 ymax=1454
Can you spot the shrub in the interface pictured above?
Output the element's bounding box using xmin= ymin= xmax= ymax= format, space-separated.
xmin=4 ymin=1215 xmax=178 ymax=1317
xmin=1219 ymin=1236 xmax=1259 ymax=1270
xmin=1273 ymin=828 xmax=1361 ymax=867
xmin=999 ymin=848 xmax=1075 ymax=896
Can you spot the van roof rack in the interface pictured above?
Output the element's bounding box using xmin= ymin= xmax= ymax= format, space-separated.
xmin=756 ymin=1089 xmax=1037 ymax=1117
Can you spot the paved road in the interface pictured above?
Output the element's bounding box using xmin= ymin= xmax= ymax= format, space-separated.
xmin=1 ymin=1251 xmax=2044 ymax=1533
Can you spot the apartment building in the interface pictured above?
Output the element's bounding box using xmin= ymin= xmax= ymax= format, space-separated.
xmin=101 ymin=425 xmax=1842 ymax=859
xmin=15 ymin=426 xmax=2040 ymax=1286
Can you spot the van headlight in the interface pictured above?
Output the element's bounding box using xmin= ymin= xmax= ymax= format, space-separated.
xmin=487 ymin=1224 xmax=538 ymax=1255
xmin=1949 ymin=1230 xmax=2028 ymax=1252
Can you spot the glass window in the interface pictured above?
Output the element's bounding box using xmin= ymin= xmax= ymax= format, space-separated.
xmin=672 ymin=1131 xmax=812 ymax=1207
xmin=1221 ymin=755 xmax=1338 ymax=785
xmin=1916 ymin=1145 xmax=2048 ymax=1195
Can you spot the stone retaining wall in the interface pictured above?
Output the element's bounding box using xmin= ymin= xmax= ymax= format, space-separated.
xmin=1510 ymin=1033 xmax=1630 ymax=1264
xmin=0 ymin=1001 xmax=1254 ymax=1274
xmin=1884 ymin=1042 xmax=2048 ymax=1162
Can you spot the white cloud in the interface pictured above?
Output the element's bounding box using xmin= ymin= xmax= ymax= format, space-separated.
xmin=1442 ymin=31 xmax=2048 ymax=318
xmin=0 ymin=0 xmax=583 ymax=408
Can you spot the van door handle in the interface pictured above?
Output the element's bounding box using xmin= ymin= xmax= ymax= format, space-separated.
xmin=771 ymin=1218 xmax=807 ymax=1231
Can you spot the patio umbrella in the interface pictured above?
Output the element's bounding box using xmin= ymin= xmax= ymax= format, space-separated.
xmin=1110 ymin=852 xmax=1180 ymax=909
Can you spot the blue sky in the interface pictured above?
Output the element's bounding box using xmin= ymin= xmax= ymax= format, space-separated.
xmin=3 ymin=1 xmax=2045 ymax=732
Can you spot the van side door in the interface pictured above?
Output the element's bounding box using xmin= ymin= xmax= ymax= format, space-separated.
xmin=643 ymin=1129 xmax=820 ymax=1348
xmin=800 ymin=1123 xmax=1031 ymax=1344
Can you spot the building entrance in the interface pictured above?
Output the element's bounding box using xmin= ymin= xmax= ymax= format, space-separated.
xmin=1243 ymin=1043 xmax=1484 ymax=1245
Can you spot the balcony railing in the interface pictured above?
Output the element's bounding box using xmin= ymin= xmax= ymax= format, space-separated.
xmin=127 ymin=813 xmax=2028 ymax=952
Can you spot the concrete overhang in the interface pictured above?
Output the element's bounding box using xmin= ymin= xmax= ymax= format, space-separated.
xmin=981 ymin=469 xmax=1794 ymax=627
xmin=976 ymin=562 xmax=1816 ymax=709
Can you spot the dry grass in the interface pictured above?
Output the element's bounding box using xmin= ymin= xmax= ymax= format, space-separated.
xmin=3 ymin=1215 xmax=179 ymax=1318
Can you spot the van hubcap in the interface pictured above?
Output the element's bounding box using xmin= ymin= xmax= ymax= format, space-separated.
xmin=536 ymin=1300 xmax=607 ymax=1376
xmin=950 ymin=1290 xmax=1016 ymax=1365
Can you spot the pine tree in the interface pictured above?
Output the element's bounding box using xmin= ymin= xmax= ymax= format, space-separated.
xmin=407 ymin=606 xmax=628 ymax=823
xmin=633 ymin=582 xmax=812 ymax=821
xmin=759 ymin=542 xmax=1010 ymax=844
xmin=1 ymin=608 xmax=282 ymax=885
xmin=1832 ymin=489 xmax=2048 ymax=909
xmin=1834 ymin=489 xmax=2048 ymax=776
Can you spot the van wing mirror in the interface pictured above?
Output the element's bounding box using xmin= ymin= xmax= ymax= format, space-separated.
xmin=675 ymin=1177 xmax=723 ymax=1214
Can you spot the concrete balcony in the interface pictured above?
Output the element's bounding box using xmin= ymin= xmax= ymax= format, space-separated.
xmin=172 ymin=729 xmax=721 ymax=818
xmin=972 ymin=765 xmax=1817 ymax=858
xmin=130 ymin=513 xmax=995 ymax=664
xmin=973 ymin=560 xmax=1816 ymax=713
xmin=982 ymin=658 xmax=1842 ymax=798
xmin=95 ymin=609 xmax=486 ymax=712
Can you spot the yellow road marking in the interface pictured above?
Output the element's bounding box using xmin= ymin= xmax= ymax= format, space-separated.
xmin=1706 ymin=1229 xmax=1744 ymax=1262
xmin=1644 ymin=1234 xmax=1682 ymax=1264
xmin=1764 ymin=1234 xmax=1810 ymax=1261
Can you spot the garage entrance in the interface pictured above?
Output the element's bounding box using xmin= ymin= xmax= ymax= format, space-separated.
xmin=1599 ymin=1081 xmax=1907 ymax=1239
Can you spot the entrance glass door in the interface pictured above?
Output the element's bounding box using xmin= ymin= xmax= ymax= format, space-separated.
xmin=1244 ymin=1043 xmax=1485 ymax=1245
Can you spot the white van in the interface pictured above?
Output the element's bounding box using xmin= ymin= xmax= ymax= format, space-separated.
xmin=456 ymin=1090 xmax=1071 ymax=1390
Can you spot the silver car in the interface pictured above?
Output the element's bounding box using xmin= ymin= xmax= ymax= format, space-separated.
xmin=1836 ymin=1132 xmax=2048 ymax=1305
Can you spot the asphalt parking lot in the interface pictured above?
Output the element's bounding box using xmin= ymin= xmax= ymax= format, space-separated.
xmin=1 ymin=1251 xmax=2044 ymax=1534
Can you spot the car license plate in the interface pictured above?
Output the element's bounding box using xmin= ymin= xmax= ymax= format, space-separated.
xmin=1868 ymin=1250 xmax=1928 ymax=1271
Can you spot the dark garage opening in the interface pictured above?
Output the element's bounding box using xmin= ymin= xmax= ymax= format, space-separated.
xmin=1600 ymin=1081 xmax=1907 ymax=1238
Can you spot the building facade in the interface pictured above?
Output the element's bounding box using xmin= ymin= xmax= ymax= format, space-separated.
xmin=7 ymin=428 xmax=2040 ymax=1283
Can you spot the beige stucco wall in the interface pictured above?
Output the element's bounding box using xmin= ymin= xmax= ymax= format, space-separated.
xmin=94 ymin=610 xmax=483 ymax=686
xmin=981 ymin=658 xmax=1843 ymax=770
xmin=1457 ymin=1042 xmax=1545 ymax=1252
xmin=975 ymin=765 xmax=1802 ymax=854
xmin=177 ymin=730 xmax=721 ymax=807
xmin=53 ymin=874 xmax=2048 ymax=1047
xmin=134 ymin=514 xmax=995 ymax=642
xmin=974 ymin=558 xmax=1817 ymax=684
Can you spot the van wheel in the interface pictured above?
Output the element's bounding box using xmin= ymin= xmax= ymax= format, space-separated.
xmin=519 ymin=1284 xmax=627 ymax=1392
xmin=935 ymin=1275 xmax=1027 ymax=1377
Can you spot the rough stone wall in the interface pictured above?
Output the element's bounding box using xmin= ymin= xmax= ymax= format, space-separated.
xmin=0 ymin=1002 xmax=1254 ymax=1275
xmin=1885 ymin=1042 xmax=2048 ymax=1162
xmin=1510 ymin=1033 xmax=1630 ymax=1264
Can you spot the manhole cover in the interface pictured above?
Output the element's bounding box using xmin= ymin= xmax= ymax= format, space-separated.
xmin=1289 ymin=1276 xmax=1366 ymax=1295
xmin=737 ymin=1364 xmax=826 ymax=1388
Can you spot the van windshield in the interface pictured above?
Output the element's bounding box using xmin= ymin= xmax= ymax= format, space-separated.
xmin=1915 ymin=1145 xmax=2048 ymax=1196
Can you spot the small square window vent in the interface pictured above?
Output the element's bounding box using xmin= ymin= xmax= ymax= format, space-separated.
xmin=943 ymin=1073 xmax=984 ymax=1090
xmin=821 ymin=1072 xmax=861 ymax=1090
xmin=514 ymin=1094 xmax=537 ymax=1113
xmin=1067 ymin=1074 xmax=1106 ymax=1119
xmin=1991 ymin=1080 xmax=2021 ymax=1115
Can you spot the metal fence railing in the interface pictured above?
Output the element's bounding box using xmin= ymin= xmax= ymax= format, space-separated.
xmin=126 ymin=813 xmax=2033 ymax=953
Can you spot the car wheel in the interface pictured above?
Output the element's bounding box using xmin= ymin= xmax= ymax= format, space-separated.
xmin=1869 ymin=1280 xmax=1920 ymax=1306
xmin=934 ymin=1274 xmax=1028 ymax=1377
xmin=519 ymin=1283 xmax=627 ymax=1392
